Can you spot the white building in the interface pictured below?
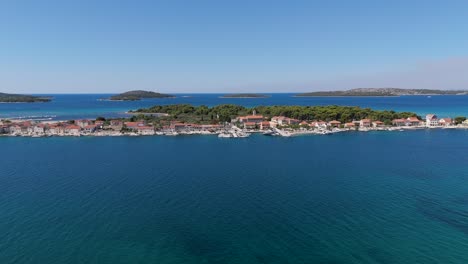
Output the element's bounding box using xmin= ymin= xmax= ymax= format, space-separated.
xmin=426 ymin=114 xmax=439 ymax=127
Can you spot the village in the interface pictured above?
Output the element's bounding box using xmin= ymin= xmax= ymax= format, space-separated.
xmin=1 ymin=113 xmax=467 ymax=138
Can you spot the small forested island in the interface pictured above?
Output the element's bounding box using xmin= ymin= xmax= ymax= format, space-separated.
xmin=0 ymin=92 xmax=51 ymax=103
xmin=109 ymin=90 xmax=175 ymax=101
xmin=295 ymin=88 xmax=468 ymax=97
xmin=220 ymin=93 xmax=270 ymax=98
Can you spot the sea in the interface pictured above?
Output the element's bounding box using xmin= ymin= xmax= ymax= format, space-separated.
xmin=0 ymin=93 xmax=467 ymax=121
xmin=1 ymin=94 xmax=468 ymax=263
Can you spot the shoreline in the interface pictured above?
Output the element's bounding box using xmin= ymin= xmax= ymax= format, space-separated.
xmin=2 ymin=126 xmax=467 ymax=138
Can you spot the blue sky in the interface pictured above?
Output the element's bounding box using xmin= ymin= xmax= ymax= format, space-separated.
xmin=1 ymin=0 xmax=468 ymax=93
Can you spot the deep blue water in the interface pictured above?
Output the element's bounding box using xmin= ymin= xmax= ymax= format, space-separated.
xmin=1 ymin=130 xmax=468 ymax=263
xmin=1 ymin=94 xmax=467 ymax=120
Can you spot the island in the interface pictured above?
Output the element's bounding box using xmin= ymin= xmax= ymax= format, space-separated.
xmin=109 ymin=90 xmax=175 ymax=101
xmin=2 ymin=104 xmax=468 ymax=138
xmin=295 ymin=88 xmax=468 ymax=97
xmin=0 ymin=92 xmax=51 ymax=103
xmin=220 ymin=93 xmax=270 ymax=98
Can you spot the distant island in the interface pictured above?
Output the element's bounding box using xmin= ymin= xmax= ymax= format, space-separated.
xmin=295 ymin=88 xmax=468 ymax=97
xmin=109 ymin=90 xmax=175 ymax=101
xmin=220 ymin=93 xmax=270 ymax=98
xmin=0 ymin=92 xmax=51 ymax=103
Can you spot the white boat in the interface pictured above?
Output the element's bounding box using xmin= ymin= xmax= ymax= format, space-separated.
xmin=218 ymin=133 xmax=233 ymax=138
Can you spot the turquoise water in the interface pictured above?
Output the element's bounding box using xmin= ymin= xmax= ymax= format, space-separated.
xmin=1 ymin=94 xmax=467 ymax=120
xmin=1 ymin=130 xmax=468 ymax=263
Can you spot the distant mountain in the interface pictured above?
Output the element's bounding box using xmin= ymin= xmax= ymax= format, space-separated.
xmin=109 ymin=90 xmax=175 ymax=101
xmin=0 ymin=92 xmax=51 ymax=103
xmin=220 ymin=93 xmax=270 ymax=98
xmin=296 ymin=88 xmax=468 ymax=97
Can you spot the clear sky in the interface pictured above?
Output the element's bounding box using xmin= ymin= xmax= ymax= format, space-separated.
xmin=1 ymin=0 xmax=468 ymax=93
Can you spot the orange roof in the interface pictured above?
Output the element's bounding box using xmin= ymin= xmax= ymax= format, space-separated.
xmin=245 ymin=115 xmax=263 ymax=119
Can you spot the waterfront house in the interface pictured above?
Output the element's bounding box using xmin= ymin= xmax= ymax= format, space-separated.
xmin=439 ymin=118 xmax=453 ymax=126
xmin=76 ymin=119 xmax=91 ymax=128
xmin=48 ymin=124 xmax=64 ymax=135
xmin=244 ymin=122 xmax=256 ymax=129
xmin=288 ymin=118 xmax=301 ymax=125
xmin=64 ymin=125 xmax=80 ymax=134
xmin=124 ymin=121 xmax=146 ymax=130
xmin=314 ymin=121 xmax=328 ymax=129
xmin=359 ymin=119 xmax=371 ymax=128
xmin=0 ymin=125 xmax=8 ymax=134
xmin=9 ymin=125 xmax=23 ymax=134
xmin=110 ymin=120 xmax=123 ymax=127
xmin=170 ymin=122 xmax=190 ymax=132
xmin=426 ymin=114 xmax=438 ymax=127
xmin=392 ymin=119 xmax=407 ymax=127
xmin=463 ymin=120 xmax=468 ymax=127
xmin=372 ymin=121 xmax=384 ymax=127
xmin=109 ymin=120 xmax=123 ymax=131
xmin=136 ymin=126 xmax=155 ymax=135
xmin=260 ymin=121 xmax=271 ymax=130
xmin=407 ymin=117 xmax=422 ymax=126
xmin=344 ymin=122 xmax=355 ymax=128
xmin=238 ymin=115 xmax=264 ymax=123
xmin=271 ymin=116 xmax=285 ymax=125
xmin=83 ymin=125 xmax=97 ymax=133
xmin=94 ymin=120 xmax=105 ymax=128
xmin=33 ymin=123 xmax=47 ymax=134
xmin=328 ymin=120 xmax=341 ymax=128
xmin=271 ymin=116 xmax=293 ymax=126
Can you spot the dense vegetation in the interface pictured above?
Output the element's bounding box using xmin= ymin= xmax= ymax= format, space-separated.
xmin=132 ymin=104 xmax=419 ymax=125
xmin=0 ymin=92 xmax=51 ymax=103
xmin=109 ymin=90 xmax=175 ymax=101
xmin=455 ymin=116 xmax=467 ymax=124
xmin=296 ymin=88 xmax=468 ymax=97
xmin=221 ymin=93 xmax=270 ymax=98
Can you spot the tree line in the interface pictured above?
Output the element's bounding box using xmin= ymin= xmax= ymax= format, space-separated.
xmin=132 ymin=104 xmax=421 ymax=125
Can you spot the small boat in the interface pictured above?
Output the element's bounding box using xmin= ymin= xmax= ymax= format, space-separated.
xmin=218 ymin=133 xmax=233 ymax=138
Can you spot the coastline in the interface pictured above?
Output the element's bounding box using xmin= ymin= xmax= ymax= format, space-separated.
xmin=2 ymin=125 xmax=467 ymax=138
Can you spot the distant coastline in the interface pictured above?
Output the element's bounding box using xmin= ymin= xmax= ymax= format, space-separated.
xmin=0 ymin=92 xmax=52 ymax=103
xmin=295 ymin=88 xmax=468 ymax=97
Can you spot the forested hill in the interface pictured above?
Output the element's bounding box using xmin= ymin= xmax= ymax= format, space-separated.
xmin=109 ymin=90 xmax=175 ymax=101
